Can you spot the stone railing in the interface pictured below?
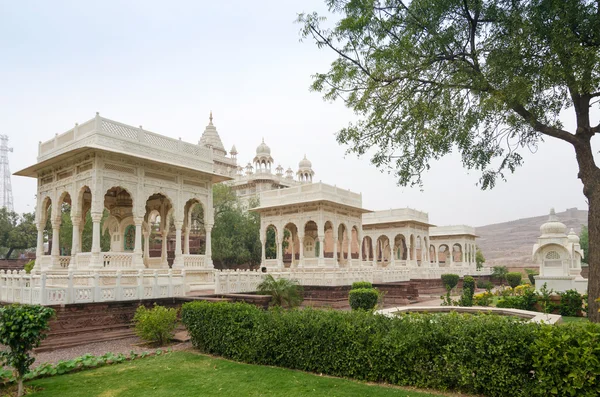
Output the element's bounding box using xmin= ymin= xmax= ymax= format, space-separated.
xmin=102 ymin=253 xmax=134 ymax=268
xmin=0 ymin=269 xmax=185 ymax=305
xmin=183 ymin=254 xmax=206 ymax=268
xmin=58 ymin=256 xmax=71 ymax=268
xmin=215 ymin=268 xmax=413 ymax=294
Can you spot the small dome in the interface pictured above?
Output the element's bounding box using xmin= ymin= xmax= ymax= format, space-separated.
xmin=230 ymin=145 xmax=238 ymax=155
xmin=299 ymin=155 xmax=312 ymax=169
xmin=568 ymin=228 xmax=580 ymax=244
xmin=256 ymin=138 xmax=271 ymax=156
xmin=540 ymin=208 xmax=567 ymax=236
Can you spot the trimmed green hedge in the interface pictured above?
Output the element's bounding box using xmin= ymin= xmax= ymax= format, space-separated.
xmin=506 ymin=272 xmax=522 ymax=288
xmin=348 ymin=288 xmax=379 ymax=310
xmin=351 ymin=281 xmax=372 ymax=290
xmin=181 ymin=301 xmax=600 ymax=396
xmin=441 ymin=274 xmax=459 ymax=290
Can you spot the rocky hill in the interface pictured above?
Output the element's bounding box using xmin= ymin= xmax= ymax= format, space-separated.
xmin=475 ymin=207 xmax=587 ymax=269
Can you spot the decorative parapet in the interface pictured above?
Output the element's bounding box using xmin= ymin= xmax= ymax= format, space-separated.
xmin=429 ymin=225 xmax=478 ymax=238
xmin=34 ymin=114 xmax=230 ymax=180
xmin=362 ymin=208 xmax=431 ymax=226
xmin=256 ymin=182 xmax=364 ymax=210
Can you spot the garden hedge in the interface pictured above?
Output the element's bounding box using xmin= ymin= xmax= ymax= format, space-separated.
xmin=348 ymin=288 xmax=379 ymax=310
xmin=351 ymin=281 xmax=372 ymax=290
xmin=181 ymin=301 xmax=600 ymax=397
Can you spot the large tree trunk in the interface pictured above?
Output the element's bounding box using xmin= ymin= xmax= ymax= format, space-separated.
xmin=5 ymin=247 xmax=14 ymax=260
xmin=575 ymin=136 xmax=600 ymax=322
xmin=587 ymin=187 xmax=600 ymax=322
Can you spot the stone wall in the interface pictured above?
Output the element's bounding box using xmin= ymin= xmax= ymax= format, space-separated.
xmin=0 ymin=259 xmax=29 ymax=272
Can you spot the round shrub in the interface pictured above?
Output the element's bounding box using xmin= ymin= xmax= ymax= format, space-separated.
xmin=441 ymin=274 xmax=459 ymax=290
xmin=506 ymin=272 xmax=522 ymax=289
xmin=348 ymin=288 xmax=379 ymax=310
xmin=351 ymin=281 xmax=372 ymax=290
xmin=559 ymin=289 xmax=583 ymax=317
xmin=133 ymin=304 xmax=178 ymax=346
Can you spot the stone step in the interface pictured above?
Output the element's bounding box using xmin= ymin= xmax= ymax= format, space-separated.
xmin=38 ymin=327 xmax=135 ymax=353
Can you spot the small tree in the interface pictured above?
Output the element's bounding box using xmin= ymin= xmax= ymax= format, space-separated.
xmin=506 ymin=272 xmax=523 ymax=289
xmin=580 ymin=225 xmax=589 ymax=265
xmin=459 ymin=276 xmax=475 ymax=307
xmin=492 ymin=266 xmax=509 ymax=285
xmin=441 ymin=274 xmax=460 ymax=306
xmin=257 ymin=275 xmax=304 ymax=308
xmin=0 ymin=305 xmax=55 ymax=396
xmin=525 ymin=268 xmax=539 ymax=285
xmin=475 ymin=248 xmax=485 ymax=270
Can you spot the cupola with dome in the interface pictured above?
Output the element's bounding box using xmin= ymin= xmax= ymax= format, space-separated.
xmin=297 ymin=155 xmax=314 ymax=183
xmin=253 ymin=138 xmax=274 ymax=173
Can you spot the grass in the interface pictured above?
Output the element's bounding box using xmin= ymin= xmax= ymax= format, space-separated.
xmin=560 ymin=316 xmax=589 ymax=324
xmin=26 ymin=351 xmax=451 ymax=397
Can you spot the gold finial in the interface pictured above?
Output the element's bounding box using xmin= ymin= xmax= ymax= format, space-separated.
xmin=209 ymin=111 xmax=213 ymax=124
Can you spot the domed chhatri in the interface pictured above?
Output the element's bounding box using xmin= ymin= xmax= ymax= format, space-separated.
xmin=299 ymin=154 xmax=312 ymax=169
xmin=256 ymin=138 xmax=271 ymax=156
xmin=253 ymin=138 xmax=274 ymax=173
xmin=532 ymin=208 xmax=586 ymax=293
xmin=297 ymin=155 xmax=314 ymax=183
xmin=568 ymin=228 xmax=580 ymax=244
xmin=539 ymin=208 xmax=568 ymax=236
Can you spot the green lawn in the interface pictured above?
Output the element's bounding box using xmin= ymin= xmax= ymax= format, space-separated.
xmin=27 ymin=351 xmax=449 ymax=397
xmin=560 ymin=316 xmax=589 ymax=324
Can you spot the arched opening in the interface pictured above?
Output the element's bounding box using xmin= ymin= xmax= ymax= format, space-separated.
xmin=40 ymin=197 xmax=53 ymax=258
xmin=304 ymin=221 xmax=318 ymax=259
xmin=184 ymin=199 xmax=205 ymax=255
xmin=337 ymin=224 xmax=348 ymax=265
xmin=375 ymin=235 xmax=391 ymax=266
xmin=351 ymin=226 xmax=360 ymax=260
xmin=265 ymin=225 xmax=277 ymax=260
xmin=438 ymin=244 xmax=450 ymax=266
xmin=324 ymin=221 xmax=334 ymax=258
xmin=429 ymin=245 xmax=436 ymax=264
xmin=283 ymin=222 xmax=298 ymax=267
xmin=103 ymin=187 xmax=134 ymax=253
xmin=453 ymin=243 xmax=463 ymax=263
xmin=393 ymin=234 xmax=407 ymax=262
xmin=362 ymin=236 xmax=373 ymax=261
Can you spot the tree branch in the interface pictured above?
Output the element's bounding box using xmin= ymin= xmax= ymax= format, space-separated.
xmin=511 ymin=104 xmax=577 ymax=144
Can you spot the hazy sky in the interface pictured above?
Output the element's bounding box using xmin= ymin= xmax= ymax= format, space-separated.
xmin=1 ymin=1 xmax=597 ymax=227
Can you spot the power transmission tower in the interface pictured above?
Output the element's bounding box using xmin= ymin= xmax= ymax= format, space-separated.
xmin=0 ymin=135 xmax=14 ymax=212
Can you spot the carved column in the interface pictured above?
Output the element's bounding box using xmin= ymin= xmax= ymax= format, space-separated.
xmin=184 ymin=227 xmax=190 ymax=255
xmin=172 ymin=221 xmax=184 ymax=269
xmin=161 ymin=230 xmax=168 ymax=267
xmin=90 ymin=212 xmax=103 ymax=268
xmin=290 ymin=233 xmax=295 ymax=267
xmin=70 ymin=217 xmax=81 ymax=269
xmin=133 ymin=219 xmax=144 ymax=269
xmin=205 ymin=223 xmax=213 ymax=267
xmin=34 ymin=223 xmax=44 ymax=272
xmin=298 ymin=237 xmax=304 ymax=268
xmin=333 ymin=238 xmax=339 ymax=268
xmin=143 ymin=229 xmax=150 ymax=267
xmin=260 ymin=233 xmax=266 ymax=266
xmin=277 ymin=235 xmax=284 ymax=268
xmin=389 ymin=235 xmax=396 ymax=268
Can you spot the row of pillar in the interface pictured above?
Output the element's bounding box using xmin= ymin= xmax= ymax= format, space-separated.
xmin=36 ymin=214 xmax=213 ymax=271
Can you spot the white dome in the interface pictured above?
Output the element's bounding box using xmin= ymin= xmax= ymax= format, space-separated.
xmin=540 ymin=208 xmax=567 ymax=236
xmin=256 ymin=138 xmax=271 ymax=156
xmin=299 ymin=155 xmax=312 ymax=169
xmin=568 ymin=228 xmax=580 ymax=244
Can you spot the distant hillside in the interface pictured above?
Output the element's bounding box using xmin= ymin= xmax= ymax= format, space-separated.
xmin=475 ymin=207 xmax=587 ymax=269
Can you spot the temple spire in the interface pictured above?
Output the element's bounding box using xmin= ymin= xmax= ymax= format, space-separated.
xmin=209 ymin=111 xmax=213 ymax=124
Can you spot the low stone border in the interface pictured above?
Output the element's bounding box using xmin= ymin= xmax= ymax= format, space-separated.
xmin=376 ymin=306 xmax=562 ymax=325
